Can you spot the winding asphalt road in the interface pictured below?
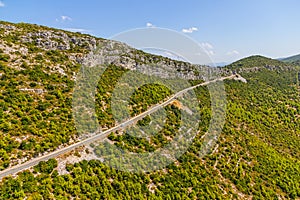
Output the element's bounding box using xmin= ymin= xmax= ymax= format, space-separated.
xmin=0 ymin=74 xmax=242 ymax=180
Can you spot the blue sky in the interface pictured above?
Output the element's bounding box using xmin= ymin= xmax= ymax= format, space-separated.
xmin=0 ymin=0 xmax=300 ymax=63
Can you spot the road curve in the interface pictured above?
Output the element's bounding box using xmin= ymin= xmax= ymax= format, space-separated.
xmin=0 ymin=74 xmax=242 ymax=180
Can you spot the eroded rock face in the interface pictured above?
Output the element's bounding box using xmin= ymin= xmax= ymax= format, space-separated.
xmin=20 ymin=31 xmax=98 ymax=51
xmin=85 ymin=39 xmax=215 ymax=80
xmin=0 ymin=24 xmax=16 ymax=30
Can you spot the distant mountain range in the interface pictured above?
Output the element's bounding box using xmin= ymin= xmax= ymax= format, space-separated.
xmin=207 ymin=62 xmax=229 ymax=67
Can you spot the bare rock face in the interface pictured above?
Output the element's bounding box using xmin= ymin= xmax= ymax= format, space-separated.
xmin=81 ymin=39 xmax=215 ymax=80
xmin=21 ymin=30 xmax=98 ymax=51
xmin=0 ymin=24 xmax=16 ymax=30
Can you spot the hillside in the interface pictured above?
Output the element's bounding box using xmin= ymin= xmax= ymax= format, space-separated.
xmin=226 ymin=55 xmax=292 ymax=70
xmin=0 ymin=21 xmax=299 ymax=199
xmin=0 ymin=20 xmax=208 ymax=168
xmin=281 ymin=54 xmax=300 ymax=65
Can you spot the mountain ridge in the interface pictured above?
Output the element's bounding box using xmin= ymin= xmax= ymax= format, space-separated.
xmin=280 ymin=53 xmax=300 ymax=65
xmin=226 ymin=55 xmax=291 ymax=68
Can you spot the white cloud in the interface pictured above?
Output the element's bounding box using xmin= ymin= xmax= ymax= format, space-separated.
xmin=146 ymin=22 xmax=154 ymax=28
xmin=56 ymin=15 xmax=72 ymax=22
xmin=227 ymin=50 xmax=240 ymax=56
xmin=182 ymin=27 xmax=198 ymax=33
xmin=0 ymin=1 xmax=5 ymax=7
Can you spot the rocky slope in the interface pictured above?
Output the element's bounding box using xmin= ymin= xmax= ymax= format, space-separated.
xmin=0 ymin=21 xmax=214 ymax=81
